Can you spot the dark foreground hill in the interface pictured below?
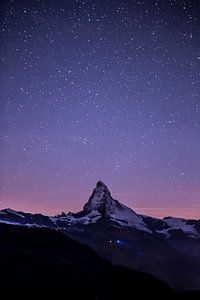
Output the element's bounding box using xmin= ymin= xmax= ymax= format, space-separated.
xmin=0 ymin=223 xmax=175 ymax=300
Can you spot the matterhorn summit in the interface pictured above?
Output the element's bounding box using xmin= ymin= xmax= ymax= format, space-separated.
xmin=60 ymin=181 xmax=150 ymax=232
xmin=83 ymin=181 xmax=116 ymax=213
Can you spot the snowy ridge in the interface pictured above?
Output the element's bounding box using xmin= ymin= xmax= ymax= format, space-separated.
xmin=0 ymin=219 xmax=47 ymax=228
xmin=163 ymin=217 xmax=199 ymax=237
xmin=64 ymin=181 xmax=152 ymax=232
xmin=0 ymin=181 xmax=199 ymax=238
xmin=52 ymin=210 xmax=102 ymax=225
xmin=1 ymin=209 xmax=26 ymax=218
xmin=109 ymin=202 xmax=151 ymax=232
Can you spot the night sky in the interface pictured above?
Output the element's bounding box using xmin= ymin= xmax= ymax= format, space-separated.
xmin=1 ymin=0 xmax=200 ymax=218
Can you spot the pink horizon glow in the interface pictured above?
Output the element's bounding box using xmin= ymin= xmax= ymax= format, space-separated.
xmin=1 ymin=191 xmax=199 ymax=220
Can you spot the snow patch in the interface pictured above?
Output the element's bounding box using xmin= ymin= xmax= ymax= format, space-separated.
xmin=2 ymin=209 xmax=25 ymax=218
xmin=0 ymin=220 xmax=46 ymax=228
xmin=110 ymin=203 xmax=151 ymax=232
xmin=164 ymin=217 xmax=199 ymax=237
xmin=52 ymin=210 xmax=102 ymax=226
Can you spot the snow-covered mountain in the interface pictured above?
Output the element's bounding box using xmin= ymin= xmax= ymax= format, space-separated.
xmin=0 ymin=208 xmax=56 ymax=228
xmin=54 ymin=181 xmax=200 ymax=238
xmin=0 ymin=181 xmax=199 ymax=238
xmin=53 ymin=181 xmax=151 ymax=232
xmin=0 ymin=181 xmax=200 ymax=290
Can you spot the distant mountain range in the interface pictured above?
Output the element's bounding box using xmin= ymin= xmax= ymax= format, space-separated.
xmin=0 ymin=181 xmax=200 ymax=292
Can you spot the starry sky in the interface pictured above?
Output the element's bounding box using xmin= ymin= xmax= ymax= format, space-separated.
xmin=1 ymin=0 xmax=200 ymax=219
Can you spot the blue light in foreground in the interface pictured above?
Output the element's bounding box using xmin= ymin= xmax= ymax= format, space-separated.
xmin=116 ymin=239 xmax=124 ymax=245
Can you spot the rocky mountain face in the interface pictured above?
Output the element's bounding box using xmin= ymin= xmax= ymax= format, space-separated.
xmin=0 ymin=181 xmax=200 ymax=291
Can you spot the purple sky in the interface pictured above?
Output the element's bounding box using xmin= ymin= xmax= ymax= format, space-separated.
xmin=0 ymin=0 xmax=200 ymax=219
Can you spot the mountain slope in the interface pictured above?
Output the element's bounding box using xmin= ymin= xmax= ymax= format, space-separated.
xmin=53 ymin=181 xmax=200 ymax=238
xmin=0 ymin=222 xmax=174 ymax=300
xmin=54 ymin=181 xmax=151 ymax=232
xmin=0 ymin=181 xmax=199 ymax=238
xmin=0 ymin=181 xmax=199 ymax=291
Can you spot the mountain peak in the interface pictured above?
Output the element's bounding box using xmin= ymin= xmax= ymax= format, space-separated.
xmin=96 ymin=181 xmax=109 ymax=189
xmin=95 ymin=181 xmax=111 ymax=195
xmin=81 ymin=181 xmax=151 ymax=231
xmin=83 ymin=181 xmax=112 ymax=213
